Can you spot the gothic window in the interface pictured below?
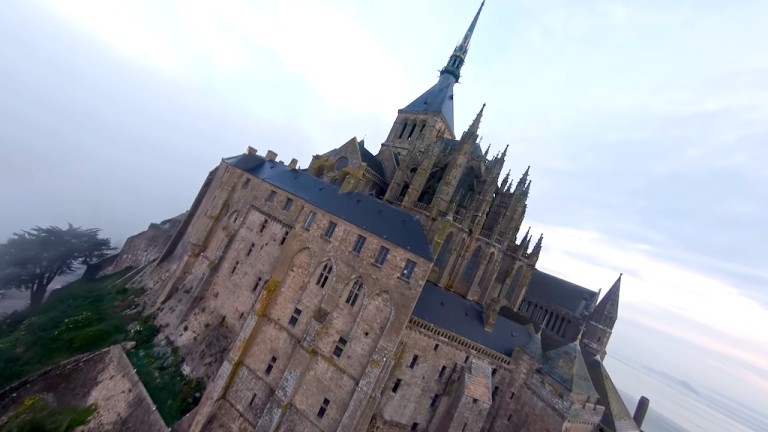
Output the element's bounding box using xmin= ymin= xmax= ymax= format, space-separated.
xmin=506 ymin=267 xmax=523 ymax=301
xmin=462 ymin=246 xmax=482 ymax=283
xmin=399 ymin=183 xmax=410 ymax=199
xmin=407 ymin=123 xmax=417 ymax=140
xmin=315 ymin=263 xmax=333 ymax=288
xmin=374 ymin=246 xmax=389 ymax=266
xmin=398 ymin=122 xmax=408 ymax=139
xmin=335 ymin=157 xmax=349 ymax=171
xmin=435 ymin=232 xmax=454 ymax=270
xmin=345 ymin=280 xmax=363 ymax=307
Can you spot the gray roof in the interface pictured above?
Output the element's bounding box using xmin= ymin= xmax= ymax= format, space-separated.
xmin=357 ymin=140 xmax=387 ymax=183
xmin=526 ymin=270 xmax=599 ymax=316
xmin=411 ymin=282 xmax=532 ymax=357
xmin=583 ymin=353 xmax=641 ymax=432
xmin=541 ymin=342 xmax=598 ymax=398
xmin=224 ymin=153 xmax=433 ymax=261
xmin=403 ymin=74 xmax=457 ymax=133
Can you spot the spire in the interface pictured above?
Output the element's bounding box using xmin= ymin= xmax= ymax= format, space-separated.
xmin=500 ymin=144 xmax=509 ymax=160
xmin=590 ymin=274 xmax=622 ymax=330
xmin=500 ymin=169 xmax=511 ymax=190
xmin=470 ymin=103 xmax=485 ymax=133
xmin=402 ymin=2 xmax=485 ymax=134
xmin=530 ymin=233 xmax=543 ymax=261
xmin=484 ymin=142 xmax=491 ymax=158
xmin=441 ymin=1 xmax=486 ymax=81
xmin=519 ymin=227 xmax=531 ymax=254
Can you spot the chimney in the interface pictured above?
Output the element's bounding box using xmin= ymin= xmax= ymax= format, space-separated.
xmin=246 ymin=146 xmax=258 ymax=155
xmin=633 ymin=396 xmax=649 ymax=428
xmin=265 ymin=150 xmax=277 ymax=161
xmin=288 ymin=158 xmax=298 ymax=170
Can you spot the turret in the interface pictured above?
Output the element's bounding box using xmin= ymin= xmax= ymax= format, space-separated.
xmin=581 ymin=274 xmax=622 ymax=360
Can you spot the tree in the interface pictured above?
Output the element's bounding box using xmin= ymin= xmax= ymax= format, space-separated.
xmin=0 ymin=224 xmax=115 ymax=309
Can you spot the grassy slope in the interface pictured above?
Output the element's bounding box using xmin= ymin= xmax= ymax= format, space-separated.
xmin=0 ymin=271 xmax=203 ymax=425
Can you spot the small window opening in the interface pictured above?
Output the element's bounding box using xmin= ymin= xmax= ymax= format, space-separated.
xmin=472 ymin=398 xmax=478 ymax=404
xmin=283 ymin=198 xmax=293 ymax=212
xmin=266 ymin=190 xmax=277 ymax=203
xmin=280 ymin=230 xmax=289 ymax=245
xmin=352 ymin=234 xmax=367 ymax=254
xmin=374 ymin=246 xmax=389 ymax=266
xmin=317 ymin=398 xmax=330 ymax=419
xmin=253 ymin=277 xmax=262 ymax=292
xmin=316 ymin=263 xmax=333 ymax=288
xmin=433 ymin=343 xmax=439 ymax=352
xmin=398 ymin=122 xmax=408 ymax=139
xmin=411 ymin=423 xmax=419 ymax=431
xmin=464 ymin=355 xmax=469 ymax=364
xmin=345 ymin=280 xmax=363 ymax=307
xmin=288 ymin=308 xmax=302 ymax=327
xmin=492 ymin=368 xmax=497 ymax=377
xmin=493 ymin=386 xmax=499 ymax=401
xmin=265 ymin=356 xmax=277 ymax=376
xmin=259 ymin=222 xmax=266 ymax=233
xmin=400 ymin=259 xmax=417 ymax=281
xmin=407 ymin=123 xmax=417 ymax=140
xmin=392 ymin=378 xmax=402 ymax=393
xmin=430 ymin=394 xmax=439 ymax=407
xmin=249 ymin=393 xmax=257 ymax=406
xmin=246 ymin=242 xmax=255 ymax=256
xmin=231 ymin=261 xmax=239 ymax=274
xmin=438 ymin=365 xmax=447 ymax=379
xmin=242 ymin=177 xmax=250 ymax=189
xmin=324 ymin=221 xmax=337 ymax=239
xmin=304 ymin=211 xmax=317 ymax=229
xmin=408 ymin=355 xmax=419 ymax=369
xmin=507 ymin=414 xmax=512 ymax=422
xmin=333 ymin=337 xmax=347 ymax=358
xmin=510 ymin=392 xmax=515 ymax=400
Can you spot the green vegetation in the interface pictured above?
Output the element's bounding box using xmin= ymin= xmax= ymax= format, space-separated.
xmin=0 ymin=395 xmax=97 ymax=432
xmin=0 ymin=271 xmax=203 ymax=425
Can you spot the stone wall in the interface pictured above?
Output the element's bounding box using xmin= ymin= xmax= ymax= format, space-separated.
xmin=0 ymin=345 xmax=167 ymax=432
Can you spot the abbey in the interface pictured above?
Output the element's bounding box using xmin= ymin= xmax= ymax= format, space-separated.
xmin=129 ymin=2 xmax=647 ymax=431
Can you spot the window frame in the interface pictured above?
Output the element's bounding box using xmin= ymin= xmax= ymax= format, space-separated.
xmin=324 ymin=221 xmax=337 ymax=240
xmin=266 ymin=190 xmax=277 ymax=204
xmin=345 ymin=280 xmax=363 ymax=307
xmin=304 ymin=211 xmax=317 ymax=230
xmin=374 ymin=246 xmax=390 ymax=266
xmin=400 ymin=259 xmax=417 ymax=282
xmin=282 ymin=197 xmax=294 ymax=212
xmin=351 ymin=234 xmax=367 ymax=254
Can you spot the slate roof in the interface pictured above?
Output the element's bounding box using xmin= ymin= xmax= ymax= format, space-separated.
xmin=541 ymin=342 xmax=598 ymax=398
xmin=224 ymin=153 xmax=433 ymax=261
xmin=357 ymin=140 xmax=387 ymax=183
xmin=583 ymin=354 xmax=641 ymax=432
xmin=465 ymin=359 xmax=493 ymax=403
xmin=403 ymin=73 xmax=457 ymax=133
xmin=411 ymin=282 xmax=532 ymax=357
xmin=526 ymin=270 xmax=599 ymax=316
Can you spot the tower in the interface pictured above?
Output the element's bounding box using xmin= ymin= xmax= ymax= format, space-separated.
xmin=582 ymin=274 xmax=621 ymax=360
xmin=376 ymin=1 xmax=486 ymax=183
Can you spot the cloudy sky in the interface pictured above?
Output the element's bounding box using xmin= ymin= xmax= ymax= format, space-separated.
xmin=1 ymin=0 xmax=766 ymax=430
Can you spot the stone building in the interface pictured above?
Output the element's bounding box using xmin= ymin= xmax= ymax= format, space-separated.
xmin=129 ymin=1 xmax=648 ymax=431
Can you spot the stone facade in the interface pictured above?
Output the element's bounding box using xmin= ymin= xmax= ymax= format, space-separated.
xmin=123 ymin=2 xmax=643 ymax=431
xmin=0 ymin=346 xmax=167 ymax=432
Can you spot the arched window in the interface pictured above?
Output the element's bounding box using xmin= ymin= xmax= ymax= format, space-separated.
xmin=407 ymin=123 xmax=417 ymax=140
xmin=345 ymin=280 xmax=364 ymax=307
xmin=335 ymin=157 xmax=349 ymax=171
xmin=462 ymin=246 xmax=482 ymax=283
xmin=315 ymin=263 xmax=333 ymax=288
xmin=435 ymin=232 xmax=454 ymax=270
xmin=398 ymin=183 xmax=410 ymax=198
xmin=398 ymin=122 xmax=408 ymax=139
xmin=505 ymin=267 xmax=523 ymax=301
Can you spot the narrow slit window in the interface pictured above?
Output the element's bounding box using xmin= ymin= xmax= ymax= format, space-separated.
xmin=317 ymin=398 xmax=330 ymax=419
xmin=392 ymin=378 xmax=402 ymax=393
xmin=400 ymin=259 xmax=417 ymax=281
xmin=464 ymin=355 xmax=469 ymax=364
xmin=324 ymin=221 xmax=337 ymax=239
xmin=430 ymin=394 xmax=439 ymax=407
xmin=411 ymin=423 xmax=419 ymax=431
xmin=345 ymin=280 xmax=363 ymax=307
xmin=280 ymin=230 xmax=289 ymax=245
xmin=433 ymin=343 xmax=439 ymax=352
xmin=333 ymin=337 xmax=347 ymax=358
xmin=288 ymin=308 xmax=302 ymax=328
xmin=259 ymin=222 xmax=266 ymax=233
xmin=266 ymin=190 xmax=277 ymax=203
xmin=408 ymin=354 xmax=419 ymax=369
xmin=242 ymin=177 xmax=251 ymax=189
xmin=352 ymin=234 xmax=367 ymax=254
xmin=282 ymin=198 xmax=293 ymax=212
xmin=231 ymin=261 xmax=239 ymax=274
xmin=315 ymin=263 xmax=333 ymax=288
xmin=265 ymin=356 xmax=277 ymax=376
xmin=374 ymin=246 xmax=390 ymax=266
xmin=252 ymin=277 xmax=262 ymax=292
xmin=507 ymin=414 xmax=512 ymax=422
xmin=249 ymin=393 xmax=257 ymax=406
xmin=493 ymin=386 xmax=499 ymax=401
xmin=246 ymin=242 xmax=255 ymax=256
xmin=304 ymin=211 xmax=317 ymax=229
xmin=438 ymin=365 xmax=447 ymax=379
xmin=510 ymin=392 xmax=515 ymax=400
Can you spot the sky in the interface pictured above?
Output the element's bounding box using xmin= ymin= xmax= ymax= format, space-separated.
xmin=0 ymin=0 xmax=766 ymax=430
